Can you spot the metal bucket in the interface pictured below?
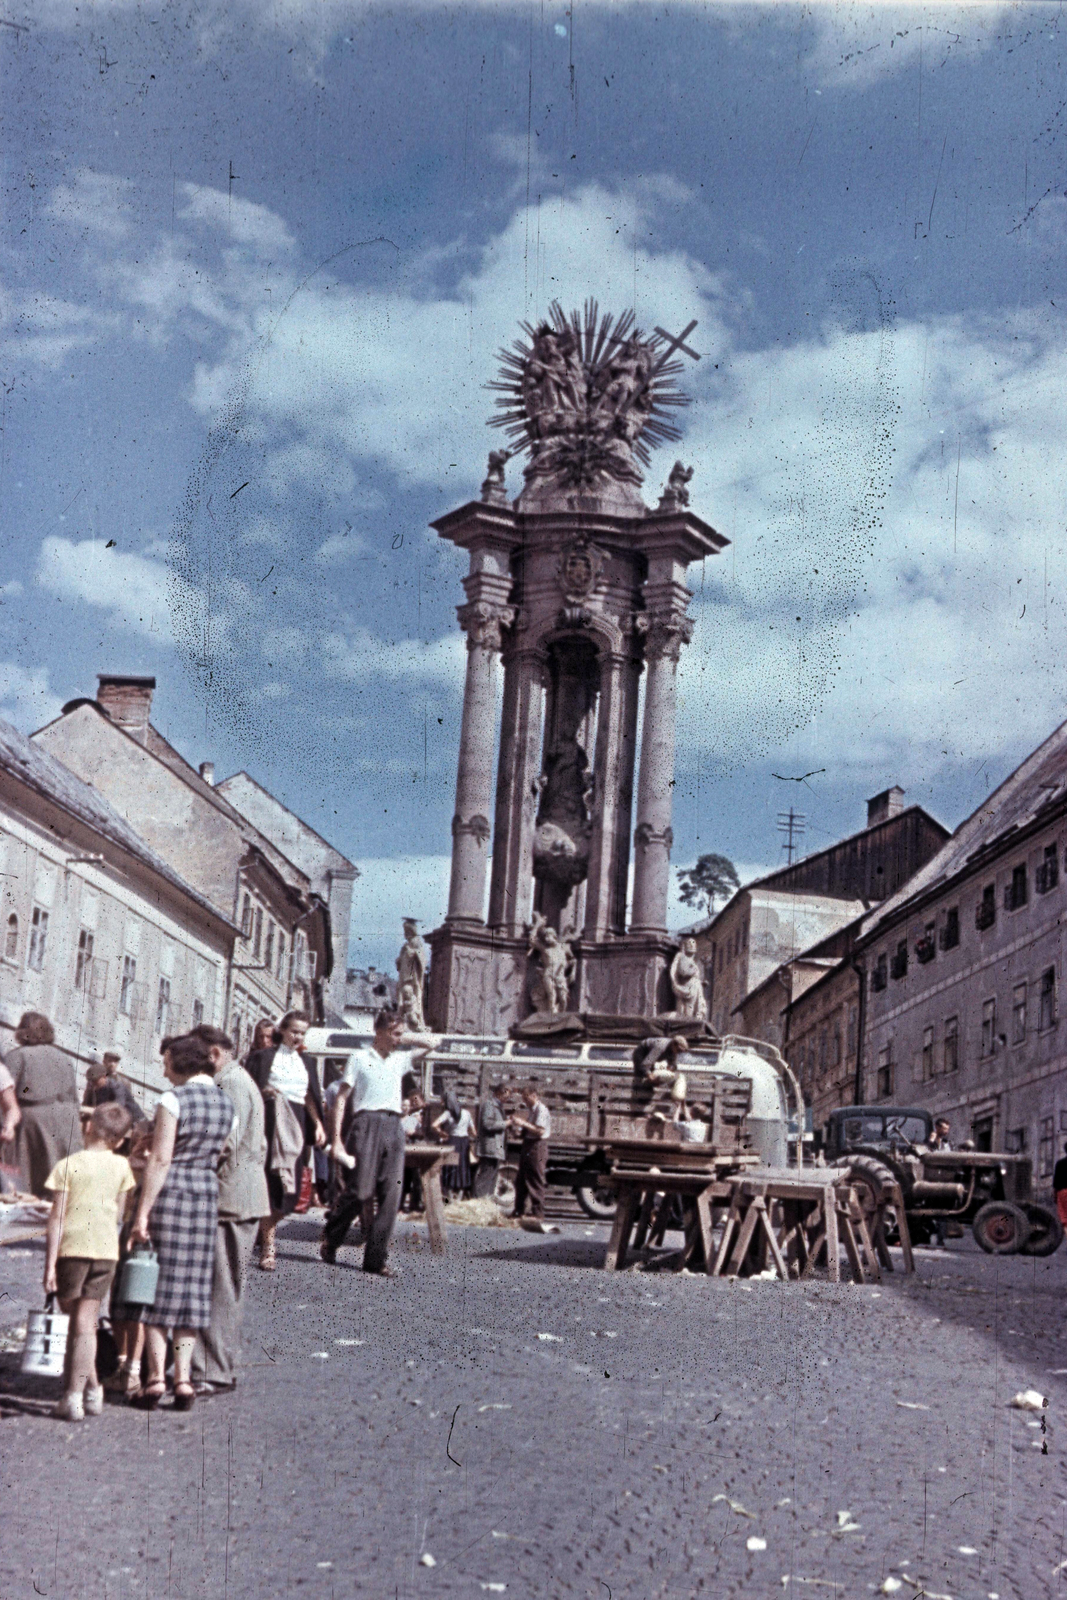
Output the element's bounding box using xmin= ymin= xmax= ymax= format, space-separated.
xmin=115 ymin=1243 xmax=159 ymax=1308
xmin=21 ymin=1298 xmax=69 ymax=1377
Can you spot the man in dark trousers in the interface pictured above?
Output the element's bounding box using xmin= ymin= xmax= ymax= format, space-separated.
xmin=322 ymin=1008 xmax=436 ymax=1275
xmin=510 ymin=1084 xmax=551 ymax=1221
xmin=1054 ymin=1142 xmax=1067 ymax=1228
xmin=474 ymin=1081 xmax=509 ymax=1200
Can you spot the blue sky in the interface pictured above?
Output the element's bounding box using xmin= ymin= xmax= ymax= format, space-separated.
xmin=3 ymin=1 xmax=1067 ymax=966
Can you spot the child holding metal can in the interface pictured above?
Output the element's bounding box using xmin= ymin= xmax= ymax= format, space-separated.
xmin=42 ymin=1101 xmax=135 ymax=1420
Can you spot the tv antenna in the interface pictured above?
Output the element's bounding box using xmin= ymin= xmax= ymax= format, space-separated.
xmin=777 ymin=808 xmax=806 ymax=865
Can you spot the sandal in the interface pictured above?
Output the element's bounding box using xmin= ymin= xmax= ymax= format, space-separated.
xmin=103 ymin=1359 xmax=130 ymax=1394
xmin=173 ymin=1381 xmax=196 ymax=1412
xmin=258 ymin=1246 xmax=276 ymax=1272
xmin=133 ymin=1381 xmax=166 ymax=1411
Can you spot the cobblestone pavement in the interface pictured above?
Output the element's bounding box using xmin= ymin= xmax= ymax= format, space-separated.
xmin=2 ymin=1217 xmax=1066 ymax=1600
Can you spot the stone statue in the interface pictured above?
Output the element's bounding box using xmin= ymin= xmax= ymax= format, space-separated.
xmin=396 ymin=917 xmax=427 ymax=1031
xmin=480 ymin=449 xmax=509 ymax=506
xmin=669 ymin=937 xmax=707 ymax=1022
xmin=489 ymin=305 xmax=697 ymax=497
xmin=526 ymin=912 xmax=577 ymax=1014
xmin=657 ymin=460 xmax=693 ymax=511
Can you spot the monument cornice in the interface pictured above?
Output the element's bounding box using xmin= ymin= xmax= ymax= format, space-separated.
xmin=433 ymin=498 xmax=728 ymax=564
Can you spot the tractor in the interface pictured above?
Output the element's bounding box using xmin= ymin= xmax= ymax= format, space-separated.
xmin=822 ymin=1105 xmax=1063 ymax=1256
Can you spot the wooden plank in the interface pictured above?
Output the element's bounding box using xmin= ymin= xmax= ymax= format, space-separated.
xmin=632 ymin=1190 xmax=658 ymax=1251
xmin=695 ymin=1187 xmax=715 ymax=1275
xmin=824 ymin=1192 xmax=840 ymax=1283
xmin=603 ymin=1188 xmax=639 ymax=1271
xmin=838 ymin=1201 xmax=867 ymax=1285
xmin=891 ymin=1183 xmax=915 ymax=1273
xmin=725 ymin=1194 xmax=763 ymax=1277
xmin=755 ymin=1199 xmax=790 ymax=1281
xmin=712 ymin=1190 xmax=744 ymax=1276
xmin=850 ymin=1200 xmax=881 ymax=1284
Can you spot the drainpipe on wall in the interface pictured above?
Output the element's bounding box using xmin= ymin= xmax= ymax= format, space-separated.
xmin=851 ymin=958 xmax=867 ymax=1105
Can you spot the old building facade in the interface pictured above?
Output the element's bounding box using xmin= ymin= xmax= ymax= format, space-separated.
xmin=0 ymin=715 xmax=233 ymax=1105
xmin=215 ymin=770 xmax=357 ymax=1022
xmin=689 ymin=791 xmax=948 ymax=1036
xmin=32 ymin=676 xmax=333 ymax=1055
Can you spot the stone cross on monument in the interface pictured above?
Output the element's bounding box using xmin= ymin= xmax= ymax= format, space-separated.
xmin=426 ymin=301 xmax=728 ymax=1035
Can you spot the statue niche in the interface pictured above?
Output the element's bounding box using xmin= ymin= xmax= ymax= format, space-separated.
xmin=532 ymin=637 xmax=599 ymax=927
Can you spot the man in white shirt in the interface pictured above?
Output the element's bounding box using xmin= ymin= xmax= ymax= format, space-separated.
xmin=509 ymin=1084 xmax=551 ymax=1221
xmin=320 ymin=1008 xmax=437 ymax=1275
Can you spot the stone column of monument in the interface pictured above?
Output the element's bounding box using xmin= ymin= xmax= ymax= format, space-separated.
xmin=445 ymin=592 xmax=514 ymax=924
xmin=581 ymin=646 xmax=641 ymax=939
xmin=487 ymin=645 xmax=546 ymax=936
xmin=629 ymin=604 xmax=693 ymax=934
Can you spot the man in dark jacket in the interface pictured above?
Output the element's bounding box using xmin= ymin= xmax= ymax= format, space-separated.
xmin=81 ymin=1054 xmax=146 ymax=1123
xmin=474 ymin=1083 xmax=509 ymax=1199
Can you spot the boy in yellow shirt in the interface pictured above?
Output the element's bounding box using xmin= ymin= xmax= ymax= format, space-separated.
xmin=43 ymin=1101 xmax=135 ymax=1420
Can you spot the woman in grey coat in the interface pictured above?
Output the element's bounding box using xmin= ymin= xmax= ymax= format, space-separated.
xmin=5 ymin=1012 xmax=82 ymax=1196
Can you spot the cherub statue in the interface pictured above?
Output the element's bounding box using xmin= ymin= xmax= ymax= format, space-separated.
xmin=657 ymin=460 xmax=694 ymax=511
xmin=396 ymin=917 xmax=427 ymax=1031
xmin=526 ymin=911 xmax=576 ymax=1014
xmin=480 ymin=449 xmax=509 ymax=506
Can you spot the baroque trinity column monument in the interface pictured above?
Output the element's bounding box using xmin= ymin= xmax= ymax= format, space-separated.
xmin=426 ymin=303 xmax=727 ymax=1034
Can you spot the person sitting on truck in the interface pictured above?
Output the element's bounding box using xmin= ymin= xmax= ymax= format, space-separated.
xmin=928 ymin=1117 xmax=952 ymax=1150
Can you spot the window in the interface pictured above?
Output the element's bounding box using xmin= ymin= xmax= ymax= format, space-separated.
xmin=1005 ymin=1127 xmax=1028 ymax=1155
xmin=818 ymin=1027 xmax=828 ymax=1072
xmin=1040 ymin=967 xmax=1057 ymax=1031
xmin=981 ymin=998 xmax=997 ymax=1058
xmin=1012 ymin=982 xmax=1027 ymax=1044
xmin=120 ymin=954 xmax=137 ymax=1015
xmin=241 ymin=893 xmax=252 ymax=938
xmin=1005 ymin=863 xmax=1028 ymax=912
xmin=276 ymin=933 xmax=286 ymax=981
xmin=876 ymin=1044 xmax=894 ymax=1100
xmin=916 ymin=922 xmax=936 ymax=964
xmin=890 ymin=940 xmax=909 ymax=981
xmin=871 ymin=954 xmax=888 ymax=992
xmin=846 ymin=1005 xmax=857 ymax=1059
xmin=264 ymin=921 xmax=275 ymax=972
xmin=1037 ymin=843 xmax=1059 ymax=895
xmin=976 ymin=885 xmax=996 ymax=931
xmin=4 ymin=913 xmax=17 ymax=962
xmin=832 ymin=1027 xmax=842 ymax=1068
xmin=939 ymin=906 xmax=960 ymax=951
xmin=74 ymin=929 xmax=94 ymax=990
xmin=156 ymin=977 xmax=171 ymax=1036
xmin=253 ymin=908 xmax=263 ymax=960
xmin=1040 ymin=1116 xmax=1055 ymax=1179
xmin=192 ymin=998 xmax=204 ymax=1029
xmin=944 ymin=1016 xmax=959 ymax=1074
xmin=27 ymin=906 xmax=49 ymax=972
xmin=922 ymin=1025 xmax=934 ymax=1080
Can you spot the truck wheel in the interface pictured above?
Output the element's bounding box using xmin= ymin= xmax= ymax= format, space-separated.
xmin=972 ymin=1201 xmax=1032 ymax=1254
xmin=575 ymin=1178 xmax=617 ymax=1221
xmin=1021 ymin=1203 xmax=1064 ymax=1257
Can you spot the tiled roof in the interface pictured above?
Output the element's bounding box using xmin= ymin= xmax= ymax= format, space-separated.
xmin=0 ymin=714 xmax=234 ymax=930
xmin=861 ymin=718 xmax=1067 ymax=939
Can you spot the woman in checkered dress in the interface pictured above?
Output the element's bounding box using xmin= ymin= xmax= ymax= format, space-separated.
xmin=130 ymin=1034 xmax=236 ymax=1411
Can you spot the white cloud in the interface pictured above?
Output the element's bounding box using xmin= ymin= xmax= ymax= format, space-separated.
xmin=321 ymin=628 xmax=465 ymax=685
xmin=35 ymin=537 xmax=202 ymax=644
xmin=0 ymin=663 xmax=64 ymax=734
xmin=803 ymin=4 xmax=1018 ymax=89
xmin=46 ymin=170 xmax=138 ymax=240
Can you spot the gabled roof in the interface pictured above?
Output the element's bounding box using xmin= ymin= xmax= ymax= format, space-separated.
xmin=860 ymin=718 xmax=1067 ymax=941
xmin=216 ymin=769 xmax=357 ymax=876
xmin=0 ymin=714 xmax=234 ymax=932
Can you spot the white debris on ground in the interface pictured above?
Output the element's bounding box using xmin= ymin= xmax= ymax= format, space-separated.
xmin=536 ymin=1333 xmax=561 ymax=1342
xmin=747 ymin=1536 xmax=767 ymax=1551
xmin=422 ymin=1198 xmax=519 ymax=1228
xmin=711 ymin=1494 xmax=756 ymax=1518
xmin=895 ymin=1401 xmax=930 ymax=1411
xmin=418 ymin=1553 xmax=436 ymax=1567
xmin=1008 ymin=1389 xmax=1047 ymax=1411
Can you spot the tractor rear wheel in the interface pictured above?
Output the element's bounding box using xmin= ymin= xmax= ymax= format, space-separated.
xmin=575 ymin=1174 xmax=618 ymax=1221
xmin=1021 ymin=1203 xmax=1064 ymax=1257
xmin=972 ymin=1200 xmax=1032 ymax=1254
xmin=840 ymin=1155 xmax=898 ymax=1234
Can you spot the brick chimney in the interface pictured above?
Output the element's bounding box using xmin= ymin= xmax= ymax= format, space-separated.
xmin=96 ymin=675 xmax=156 ymax=746
xmin=867 ymin=785 xmax=905 ymax=827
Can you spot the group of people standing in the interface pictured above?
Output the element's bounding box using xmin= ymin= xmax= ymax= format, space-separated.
xmin=0 ymin=1006 xmax=320 ymax=1419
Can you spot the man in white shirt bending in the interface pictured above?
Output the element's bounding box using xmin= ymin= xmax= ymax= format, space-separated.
xmin=320 ymin=1007 xmax=437 ymax=1275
